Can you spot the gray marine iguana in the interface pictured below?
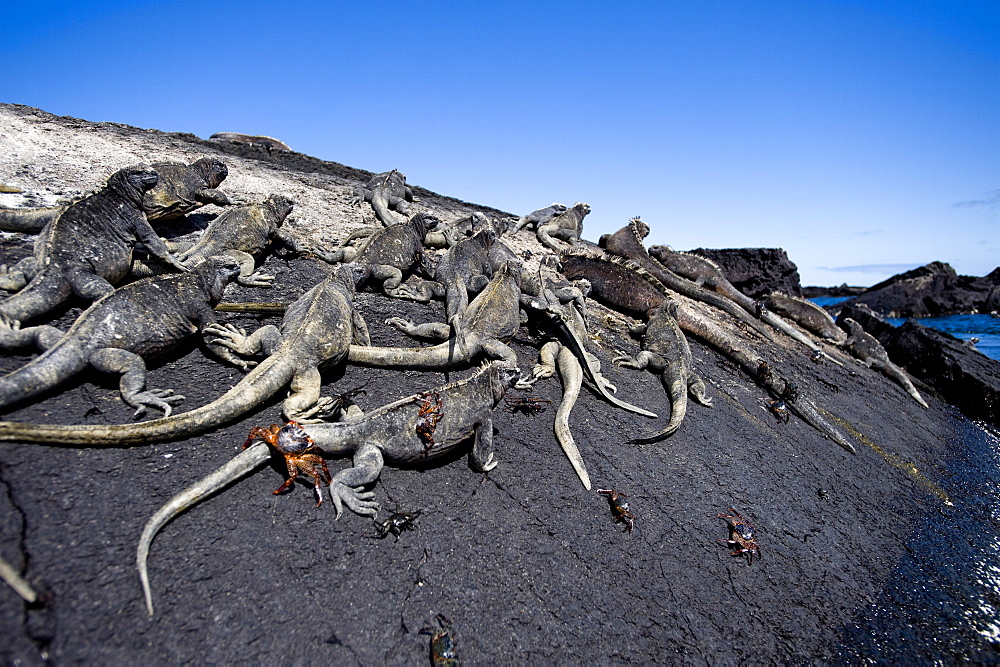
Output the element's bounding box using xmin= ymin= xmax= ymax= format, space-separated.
xmin=133 ymin=194 xmax=301 ymax=287
xmin=762 ymin=291 xmax=847 ymax=343
xmin=0 ymin=263 xmax=370 ymax=445
xmin=837 ymin=316 xmax=929 ymax=409
xmin=135 ymin=361 xmax=522 ymax=614
xmin=560 ymin=249 xmax=858 ymax=453
xmin=313 ymin=212 xmax=434 ymax=297
xmin=0 ymin=166 xmax=189 ymax=336
xmin=530 ymin=202 xmax=589 ymax=252
xmin=349 ymin=169 xmax=418 ymax=227
xmin=612 ymin=299 xmax=713 ymax=443
xmin=643 ymin=237 xmax=838 ymax=360
xmin=511 ymin=203 xmax=568 ymax=234
xmin=0 ymin=256 xmax=241 ymax=418
xmin=597 ymin=218 xmax=776 ymax=342
xmin=0 ymin=158 xmax=231 ymax=235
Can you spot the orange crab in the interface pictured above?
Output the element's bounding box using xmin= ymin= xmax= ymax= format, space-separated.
xmin=243 ymin=421 xmax=331 ymax=506
xmin=717 ymin=508 xmax=761 ymax=564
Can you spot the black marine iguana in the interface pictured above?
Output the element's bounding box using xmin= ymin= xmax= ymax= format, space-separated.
xmin=135 ymin=361 xmax=522 ymax=614
xmin=0 ymin=256 xmax=241 ymax=418
xmin=133 ymin=194 xmax=301 ymax=287
xmin=613 ymin=299 xmax=713 ymax=443
xmin=560 ymin=249 xmax=858 ymax=453
xmin=0 ymin=158 xmax=232 ymax=235
xmin=511 ymin=203 xmax=568 ymax=234
xmin=762 ymin=291 xmax=846 ymax=343
xmin=349 ymin=169 xmax=418 ymax=227
xmin=0 ymin=166 xmax=189 ymax=336
xmin=837 ymin=316 xmax=929 ymax=409
xmin=0 ymin=263 xmax=370 ymax=445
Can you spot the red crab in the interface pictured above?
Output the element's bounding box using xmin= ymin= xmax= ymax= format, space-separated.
xmin=416 ymin=391 xmax=444 ymax=451
xmin=597 ymin=488 xmax=635 ymax=533
xmin=717 ymin=508 xmax=761 ymax=564
xmin=244 ymin=421 xmax=331 ymax=506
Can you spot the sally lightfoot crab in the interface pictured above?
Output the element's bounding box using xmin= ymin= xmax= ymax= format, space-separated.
xmin=597 ymin=488 xmax=635 ymax=533
xmin=717 ymin=508 xmax=761 ymax=564
xmin=244 ymin=421 xmax=332 ymax=506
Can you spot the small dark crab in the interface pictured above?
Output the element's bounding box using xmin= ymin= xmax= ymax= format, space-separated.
xmin=374 ymin=509 xmax=421 ymax=540
xmin=597 ymin=488 xmax=635 ymax=533
xmin=754 ymin=360 xmax=773 ymax=386
xmin=717 ymin=508 xmax=761 ymax=564
xmin=416 ymin=390 xmax=444 ymax=452
xmin=767 ymin=399 xmax=790 ymax=423
xmin=243 ymin=421 xmax=331 ymax=506
xmin=505 ymin=396 xmax=552 ymax=416
xmin=420 ymin=613 xmax=459 ymax=666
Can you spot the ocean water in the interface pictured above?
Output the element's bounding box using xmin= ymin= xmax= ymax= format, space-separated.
xmin=810 ymin=297 xmax=1000 ymax=362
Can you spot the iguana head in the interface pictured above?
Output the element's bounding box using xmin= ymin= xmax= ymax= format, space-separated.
xmin=336 ymin=263 xmax=368 ymax=291
xmin=409 ymin=212 xmax=437 ymax=239
xmin=489 ymin=362 xmax=523 ymax=399
xmin=109 ymin=165 xmax=159 ymax=204
xmin=192 ymin=157 xmax=229 ymax=188
xmin=198 ymin=255 xmax=243 ymax=302
xmin=264 ymin=194 xmax=295 ymax=224
xmin=629 ymin=217 xmax=650 ymax=240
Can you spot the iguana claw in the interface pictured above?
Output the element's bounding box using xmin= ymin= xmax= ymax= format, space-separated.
xmin=131 ymin=389 xmax=185 ymax=419
xmin=237 ymin=271 xmax=275 ymax=287
xmin=328 ymin=482 xmax=379 ymax=520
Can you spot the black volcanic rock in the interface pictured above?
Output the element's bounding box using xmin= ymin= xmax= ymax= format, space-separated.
xmin=802 ymin=284 xmax=866 ymax=298
xmin=689 ymin=247 xmax=802 ymax=297
xmin=838 ymin=261 xmax=1000 ymax=317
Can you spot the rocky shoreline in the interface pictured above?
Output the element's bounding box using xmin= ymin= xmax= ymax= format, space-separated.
xmin=1 ymin=103 xmax=998 ymax=663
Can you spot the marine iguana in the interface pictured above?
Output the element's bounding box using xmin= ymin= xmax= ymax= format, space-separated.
xmin=314 ymin=212 xmax=434 ymax=298
xmin=837 ymin=317 xmax=929 ymax=409
xmin=0 ymin=256 xmax=241 ymax=418
xmin=533 ymin=202 xmax=589 ymax=252
xmin=511 ymin=203 xmax=568 ymax=234
xmin=209 ymin=132 xmax=292 ymax=152
xmin=762 ymin=291 xmax=847 ymax=343
xmin=613 ymin=299 xmax=713 ymax=443
xmin=643 ymin=238 xmax=837 ymax=359
xmin=395 ymin=228 xmax=497 ymax=327
xmin=560 ymin=249 xmax=858 ymax=453
xmin=133 ymin=194 xmax=300 ymax=287
xmin=0 ymin=263 xmax=370 ymax=445
xmin=135 ymin=361 xmax=522 ymax=614
xmin=597 ymin=219 xmax=776 ymax=342
xmin=0 ymin=158 xmax=231 ymax=236
xmin=349 ymin=169 xmax=418 ymax=227
xmin=0 ymin=166 xmax=189 ymax=335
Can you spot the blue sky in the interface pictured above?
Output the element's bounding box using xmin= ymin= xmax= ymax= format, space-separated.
xmin=4 ymin=1 xmax=998 ymax=286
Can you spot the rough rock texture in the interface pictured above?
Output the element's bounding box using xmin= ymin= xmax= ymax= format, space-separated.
xmin=802 ymin=284 xmax=866 ymax=298
xmin=689 ymin=247 xmax=802 ymax=298
xmin=0 ymin=103 xmax=998 ymax=663
xmin=839 ymin=303 xmax=1000 ymax=426
xmin=838 ymin=261 xmax=1000 ymax=317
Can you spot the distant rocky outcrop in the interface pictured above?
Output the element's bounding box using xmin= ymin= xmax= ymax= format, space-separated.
xmin=802 ymin=284 xmax=866 ymax=298
xmin=838 ymin=303 xmax=1000 ymax=426
xmin=689 ymin=247 xmax=802 ymax=297
xmin=836 ymin=262 xmax=1000 ymax=317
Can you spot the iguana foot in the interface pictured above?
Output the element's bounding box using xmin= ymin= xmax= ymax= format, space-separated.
xmin=237 ymin=271 xmax=275 ymax=287
xmin=130 ymin=389 xmax=186 ymax=419
xmin=204 ymin=323 xmax=251 ymax=351
xmin=612 ymin=350 xmax=641 ymax=368
xmin=328 ymin=482 xmax=379 ymax=520
xmin=286 ymin=396 xmax=339 ymax=424
xmin=384 ymin=316 xmax=412 ymax=332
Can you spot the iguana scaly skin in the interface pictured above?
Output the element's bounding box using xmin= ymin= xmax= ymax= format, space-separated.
xmin=0 ymin=264 xmax=369 ymax=445
xmin=613 ymin=300 xmax=713 ymax=443
xmin=135 ymin=361 xmax=521 ymax=614
xmin=645 ymin=240 xmax=837 ymax=359
xmin=0 ymin=256 xmax=241 ymax=418
xmin=598 ymin=220 xmax=775 ymax=341
xmin=0 ymin=166 xmax=188 ymax=333
xmin=133 ymin=195 xmax=300 ymax=287
xmin=560 ymin=249 xmax=857 ymax=453
xmin=0 ymin=158 xmax=231 ymax=235
xmin=763 ymin=291 xmax=847 ymax=343
xmin=315 ymin=212 xmax=433 ymax=298
xmin=534 ymin=202 xmax=589 ymax=252
xmin=349 ymin=169 xmax=418 ymax=227
xmin=838 ymin=317 xmax=929 ymax=409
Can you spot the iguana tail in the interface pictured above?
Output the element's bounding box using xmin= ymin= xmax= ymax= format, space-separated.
xmin=0 ymin=353 xmax=300 ymax=445
xmin=879 ymin=362 xmax=930 ymax=409
xmin=0 ymin=267 xmax=73 ymax=324
xmin=369 ymin=192 xmax=398 ymax=227
xmin=629 ymin=370 xmax=689 ymax=444
xmin=346 ymin=340 xmax=475 ymax=370
xmin=0 ymin=205 xmax=66 ymax=234
xmin=0 ymin=339 xmax=89 ymax=412
xmin=138 ymin=443 xmax=270 ymax=615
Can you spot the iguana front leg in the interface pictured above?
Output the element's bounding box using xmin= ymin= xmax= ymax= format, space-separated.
xmin=394 ymin=279 xmax=442 ymax=303
xmin=469 ymin=418 xmax=499 ymax=472
xmin=203 ymin=323 xmax=281 ymax=370
xmin=327 ymin=442 xmax=382 ymax=519
xmin=89 ymin=347 xmax=185 ymax=418
xmin=0 ymin=257 xmax=36 ymax=292
xmin=283 ymin=366 xmax=337 ymax=424
xmin=386 ymin=317 xmax=450 ymax=341
xmin=195 ymin=188 xmax=232 ymax=208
